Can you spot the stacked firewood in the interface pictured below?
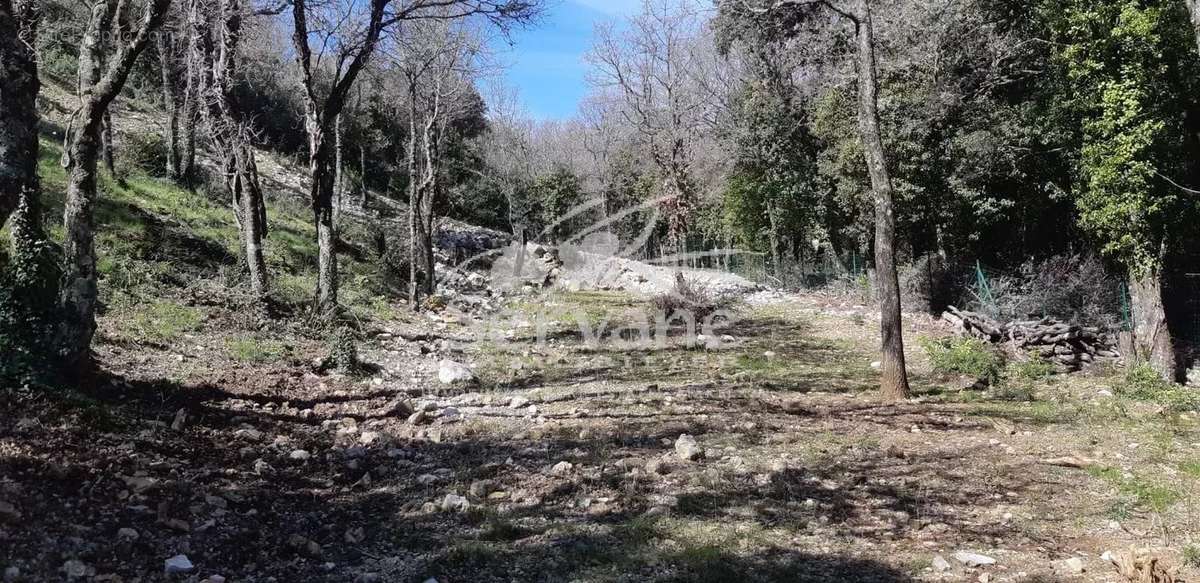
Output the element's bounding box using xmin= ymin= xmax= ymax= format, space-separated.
xmin=941 ymin=306 xmax=1120 ymax=369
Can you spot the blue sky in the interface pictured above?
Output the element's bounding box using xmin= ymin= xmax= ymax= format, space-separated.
xmin=496 ymin=0 xmax=644 ymax=119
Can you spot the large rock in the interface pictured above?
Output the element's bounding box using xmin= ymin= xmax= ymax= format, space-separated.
xmin=952 ymin=551 xmax=996 ymax=567
xmin=164 ymin=555 xmax=194 ymax=575
xmin=438 ymin=360 xmax=475 ymax=385
xmin=441 ymin=494 xmax=470 ymax=513
xmin=674 ymin=434 xmax=704 ymax=462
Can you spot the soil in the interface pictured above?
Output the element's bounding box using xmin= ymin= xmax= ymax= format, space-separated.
xmin=3 ymin=289 xmax=1199 ymax=583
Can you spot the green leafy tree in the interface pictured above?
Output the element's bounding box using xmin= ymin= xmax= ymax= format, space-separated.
xmin=1049 ymin=0 xmax=1200 ymax=378
xmin=534 ymin=167 xmax=585 ymax=243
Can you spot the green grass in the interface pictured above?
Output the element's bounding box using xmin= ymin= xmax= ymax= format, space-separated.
xmin=226 ymin=337 xmax=290 ymax=363
xmin=1184 ymin=545 xmax=1200 ymax=568
xmin=1117 ymin=364 xmax=1200 ymax=412
xmin=27 ymin=132 xmax=385 ymax=316
xmin=121 ymin=300 xmax=203 ymax=342
xmin=1087 ymin=465 xmax=1180 ymax=513
xmin=964 ymin=399 xmax=1078 ymax=426
xmin=1180 ymin=460 xmax=1200 ymax=479
xmin=921 ymin=335 xmax=1005 ymax=384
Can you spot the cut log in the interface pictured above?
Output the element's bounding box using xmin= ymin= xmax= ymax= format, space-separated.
xmin=942 ymin=306 xmax=1119 ymax=369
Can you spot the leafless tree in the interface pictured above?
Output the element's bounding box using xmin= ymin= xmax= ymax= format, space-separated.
xmin=588 ymin=0 xmax=711 ymax=262
xmin=155 ymin=1 xmax=201 ymax=182
xmin=387 ymin=18 xmax=487 ymax=306
xmin=195 ymin=0 xmax=271 ymax=297
xmin=57 ymin=0 xmax=173 ymax=370
xmin=288 ymin=0 xmax=539 ymax=313
xmin=478 ymin=90 xmax=539 ymax=274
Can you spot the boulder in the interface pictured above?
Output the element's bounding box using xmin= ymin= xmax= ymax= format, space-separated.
xmin=438 ymin=360 xmax=475 ymax=385
xmin=164 ymin=555 xmax=194 ymax=575
xmin=674 ymin=434 xmax=704 ymax=462
xmin=952 ymin=551 xmax=996 ymax=567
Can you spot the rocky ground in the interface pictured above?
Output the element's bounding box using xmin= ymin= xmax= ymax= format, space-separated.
xmin=9 ymin=77 xmax=1198 ymax=583
xmin=3 ymin=283 xmax=1200 ymax=583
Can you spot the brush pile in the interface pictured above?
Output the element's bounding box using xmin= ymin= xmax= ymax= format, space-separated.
xmin=942 ymin=306 xmax=1120 ymax=369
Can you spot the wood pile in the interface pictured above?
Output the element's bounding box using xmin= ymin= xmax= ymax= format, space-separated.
xmin=941 ymin=306 xmax=1120 ymax=369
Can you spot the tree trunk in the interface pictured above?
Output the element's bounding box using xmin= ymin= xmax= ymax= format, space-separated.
xmin=359 ymin=143 xmax=368 ymax=209
xmin=179 ymin=0 xmax=202 ymax=182
xmin=237 ymin=148 xmax=268 ymax=296
xmin=853 ymin=0 xmax=910 ymax=401
xmin=306 ymin=119 xmax=338 ymax=310
xmin=767 ymin=200 xmax=780 ymax=278
xmin=101 ymin=112 xmax=117 ymax=177
xmin=201 ymin=0 xmax=269 ymax=298
xmin=290 ymin=0 xmax=386 ymax=313
xmin=3 ymin=0 xmax=52 ymax=310
xmin=512 ymin=226 xmax=527 ymax=278
xmin=334 ymin=113 xmax=344 ymax=226
xmin=406 ymin=82 xmax=420 ymax=309
xmin=58 ymin=0 xmax=113 ymax=369
xmin=1129 ymin=264 xmax=1176 ymax=380
xmin=157 ymin=31 xmax=181 ymax=179
xmin=59 ymin=111 xmax=105 ymax=369
xmin=0 ymin=0 xmax=40 ymax=232
xmin=419 ymin=114 xmax=439 ymax=298
xmin=58 ymin=0 xmax=171 ymax=369
xmin=1186 ymin=0 xmax=1200 ymax=53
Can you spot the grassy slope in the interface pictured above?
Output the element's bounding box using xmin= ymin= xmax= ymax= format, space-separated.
xmin=21 ymin=135 xmax=399 ymax=341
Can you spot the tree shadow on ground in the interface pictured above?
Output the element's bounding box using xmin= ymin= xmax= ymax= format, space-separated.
xmin=3 ymin=366 xmax=1065 ymax=582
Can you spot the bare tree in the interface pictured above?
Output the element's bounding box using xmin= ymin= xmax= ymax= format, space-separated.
xmin=588 ymin=0 xmax=710 ymax=262
xmin=196 ymin=0 xmax=271 ymax=297
xmin=289 ymin=0 xmax=538 ymax=313
xmin=58 ymin=0 xmax=173 ymax=370
xmin=390 ymin=18 xmax=484 ymax=306
xmin=479 ymin=90 xmax=539 ymax=275
xmin=155 ymin=2 xmax=200 ymax=182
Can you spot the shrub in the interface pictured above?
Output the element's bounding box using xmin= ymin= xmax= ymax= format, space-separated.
xmin=922 ymin=336 xmax=1006 ymax=384
xmin=327 ymin=325 xmax=359 ymax=373
xmin=651 ymin=274 xmax=733 ymax=324
xmin=117 ymin=131 xmax=170 ymax=177
xmin=901 ymin=254 xmax=968 ymax=314
xmin=1117 ymin=364 xmax=1200 ymax=412
xmin=1184 ymin=545 xmax=1200 ymax=568
xmin=1007 ymin=353 xmax=1057 ymax=383
xmin=965 ymin=254 xmax=1120 ymax=329
xmin=226 ymin=337 xmax=288 ymax=363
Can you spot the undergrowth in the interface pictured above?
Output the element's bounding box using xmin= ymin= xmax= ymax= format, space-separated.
xmin=1118 ymin=364 xmax=1200 ymax=412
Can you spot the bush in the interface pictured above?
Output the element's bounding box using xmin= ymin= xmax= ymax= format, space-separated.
xmin=117 ymin=131 xmax=170 ymax=177
xmin=922 ymin=336 xmax=1006 ymax=384
xmin=327 ymin=325 xmax=359 ymax=373
xmin=990 ymin=353 xmax=1056 ymax=401
xmin=901 ymin=254 xmax=968 ymax=314
xmin=966 ymin=254 xmax=1120 ymax=329
xmin=1007 ymin=353 xmax=1057 ymax=383
xmin=1117 ymin=364 xmax=1200 ymax=411
xmin=651 ymin=274 xmax=733 ymax=323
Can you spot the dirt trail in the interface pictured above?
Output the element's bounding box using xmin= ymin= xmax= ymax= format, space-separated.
xmin=2 ymin=290 xmax=1198 ymax=582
